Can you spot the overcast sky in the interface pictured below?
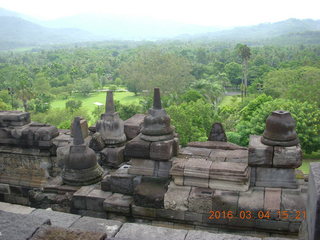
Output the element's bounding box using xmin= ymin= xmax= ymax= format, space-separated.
xmin=0 ymin=0 xmax=319 ymax=27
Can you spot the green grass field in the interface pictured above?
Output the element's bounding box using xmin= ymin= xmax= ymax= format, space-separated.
xmin=51 ymin=91 xmax=142 ymax=110
xmin=219 ymin=95 xmax=241 ymax=107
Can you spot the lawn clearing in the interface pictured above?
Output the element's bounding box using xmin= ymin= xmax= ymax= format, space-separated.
xmin=51 ymin=91 xmax=142 ymax=110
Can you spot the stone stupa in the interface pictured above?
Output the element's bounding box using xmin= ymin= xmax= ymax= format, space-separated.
xmin=62 ymin=117 xmax=103 ymax=186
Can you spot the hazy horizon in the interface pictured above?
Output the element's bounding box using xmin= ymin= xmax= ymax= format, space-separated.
xmin=0 ymin=0 xmax=319 ymax=28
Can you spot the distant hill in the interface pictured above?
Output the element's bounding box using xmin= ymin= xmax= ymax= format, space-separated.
xmin=182 ymin=18 xmax=320 ymax=43
xmin=40 ymin=14 xmax=221 ymax=41
xmin=0 ymin=16 xmax=101 ymax=50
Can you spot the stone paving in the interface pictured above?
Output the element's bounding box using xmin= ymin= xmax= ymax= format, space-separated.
xmin=0 ymin=202 xmax=296 ymax=240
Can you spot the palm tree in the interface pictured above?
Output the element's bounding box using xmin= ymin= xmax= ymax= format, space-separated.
xmin=237 ymin=44 xmax=251 ymax=98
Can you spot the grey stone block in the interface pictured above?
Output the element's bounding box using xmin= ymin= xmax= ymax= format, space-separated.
xmin=86 ymin=189 xmax=112 ymax=211
xmin=188 ymin=187 xmax=215 ymax=214
xmin=209 ymin=149 xmax=248 ymax=163
xmin=70 ymin=216 xmax=122 ymax=237
xmin=129 ymin=158 xmax=155 ymax=176
xmin=124 ymin=137 xmax=150 ymax=159
xmin=77 ymin=209 xmax=107 ymax=219
xmin=187 ymin=141 xmax=247 ymax=150
xmin=273 ymin=145 xmax=302 ymax=168
xmin=101 ymin=175 xmax=112 ymax=192
xmin=156 ymin=208 xmax=185 ymax=221
xmin=72 ymin=185 xmax=95 ymax=210
xmin=307 ymin=162 xmax=320 ymax=240
xmin=248 ymin=135 xmax=273 ymax=167
xmin=154 ymin=160 xmax=172 ymax=178
xmin=185 ymin=230 xmax=261 ymax=240
xmin=150 ymin=139 xmax=174 ymax=161
xmin=255 ymin=219 xmax=289 ymax=231
xmin=0 ymin=201 xmax=35 ymax=214
xmin=124 ymin=114 xmax=145 ymax=140
xmin=184 ymin=211 xmax=203 ymax=223
xmin=31 ymin=209 xmax=81 ymax=228
xmin=103 ymin=193 xmax=133 ymax=214
xmin=184 ymin=158 xmax=211 ymax=188
xmin=0 ymin=210 xmax=50 ymax=240
xmin=132 ymin=204 xmax=156 ymax=218
xmin=255 ymin=167 xmax=298 ymax=189
xmin=30 ymin=225 xmax=107 ymax=240
xmin=115 ymin=223 xmax=188 ymax=240
xmin=238 ymin=187 xmax=264 ymax=217
xmin=0 ymin=183 xmax=10 ymax=194
xmin=281 ymin=188 xmax=306 ymax=213
xmin=109 ymin=165 xmax=137 ymax=195
xmin=100 ymin=146 xmax=125 ymax=168
xmin=211 ymin=190 xmax=239 ymax=213
xmin=264 ymin=188 xmax=281 ymax=211
xmin=180 ymin=147 xmax=212 ymax=158
xmin=164 ymin=182 xmax=191 ymax=211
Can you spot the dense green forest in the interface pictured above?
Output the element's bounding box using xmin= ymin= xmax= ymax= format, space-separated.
xmin=1 ymin=41 xmax=320 ymax=154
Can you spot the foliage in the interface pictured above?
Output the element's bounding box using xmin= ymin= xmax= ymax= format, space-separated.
xmin=263 ymin=66 xmax=320 ymax=106
xmin=119 ymin=48 xmax=195 ymax=94
xmin=166 ymin=99 xmax=217 ymax=146
xmin=233 ymin=98 xmax=320 ymax=153
xmin=65 ymin=99 xmax=83 ymax=113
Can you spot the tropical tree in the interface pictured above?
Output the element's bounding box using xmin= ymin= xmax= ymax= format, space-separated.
xmin=236 ymin=44 xmax=251 ymax=98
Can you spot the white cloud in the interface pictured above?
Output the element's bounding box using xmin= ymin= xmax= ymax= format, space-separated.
xmin=0 ymin=0 xmax=319 ymax=26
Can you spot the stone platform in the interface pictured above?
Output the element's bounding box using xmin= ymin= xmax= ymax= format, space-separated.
xmin=0 ymin=202 xmax=296 ymax=240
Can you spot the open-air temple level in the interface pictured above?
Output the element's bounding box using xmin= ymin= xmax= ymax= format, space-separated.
xmin=0 ymin=88 xmax=319 ymax=240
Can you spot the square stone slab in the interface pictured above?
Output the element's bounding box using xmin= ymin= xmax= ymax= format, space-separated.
xmin=72 ymin=185 xmax=95 ymax=210
xmin=31 ymin=209 xmax=81 ymax=228
xmin=150 ymin=139 xmax=174 ymax=161
xmin=0 ymin=210 xmax=50 ymax=240
xmin=86 ymin=189 xmax=112 ymax=211
xmin=164 ymin=182 xmax=191 ymax=211
xmin=104 ymin=193 xmax=133 ymax=214
xmin=115 ymin=223 xmax=188 ymax=240
xmin=273 ymin=145 xmax=302 ymax=168
xmin=124 ymin=114 xmax=145 ymax=139
xmin=30 ymin=226 xmax=106 ymax=240
xmin=184 ymin=158 xmax=212 ymax=179
xmin=188 ymin=187 xmax=215 ymax=214
xmin=248 ymin=135 xmax=273 ymax=167
xmin=124 ymin=137 xmax=151 ymax=159
xmin=129 ymin=158 xmax=156 ymax=176
xmin=238 ymin=187 xmax=264 ymax=216
xmin=179 ymin=147 xmax=212 ymax=158
xmin=70 ymin=216 xmax=122 ymax=237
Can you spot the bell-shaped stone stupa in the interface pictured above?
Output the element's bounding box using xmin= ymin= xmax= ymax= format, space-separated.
xmin=62 ymin=117 xmax=103 ymax=186
xmin=95 ymin=91 xmax=126 ymax=145
xmin=140 ymin=88 xmax=174 ymax=141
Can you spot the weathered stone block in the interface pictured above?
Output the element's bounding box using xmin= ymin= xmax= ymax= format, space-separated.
xmin=129 ymin=158 xmax=155 ymax=176
xmin=70 ymin=216 xmax=122 ymax=237
xmin=179 ymin=147 xmax=212 ymax=158
xmin=184 ymin=211 xmax=203 ymax=223
xmin=173 ymin=137 xmax=179 ymax=156
xmin=264 ymin=188 xmax=281 ymax=211
xmin=104 ymin=193 xmax=133 ymax=214
xmin=115 ymin=223 xmax=188 ymax=240
xmin=86 ymin=189 xmax=112 ymax=211
xmin=184 ymin=158 xmax=211 ymax=179
xmin=211 ymin=190 xmax=239 ymax=213
xmin=184 ymin=177 xmax=209 ymax=188
xmin=164 ymin=182 xmax=191 ymax=211
xmin=307 ymin=162 xmax=320 ymax=240
xmin=0 ymin=183 xmax=10 ymax=194
xmin=273 ymin=145 xmax=302 ymax=168
xmin=248 ymin=135 xmax=273 ymax=167
xmin=101 ymin=175 xmax=112 ymax=192
xmin=0 ymin=111 xmax=30 ymax=127
xmin=255 ymin=167 xmax=298 ymax=189
xmin=132 ymin=204 xmax=156 ymax=218
xmin=124 ymin=114 xmax=145 ymax=140
xmin=72 ymin=185 xmax=95 ymax=210
xmin=77 ymin=209 xmax=107 ymax=219
xmin=71 ymin=117 xmax=89 ymax=139
xmin=31 ymin=209 xmax=81 ymax=228
xmin=150 ymin=140 xmax=174 ymax=161
xmin=89 ymin=132 xmax=105 ymax=151
xmin=187 ymin=141 xmax=247 ymax=150
xmin=100 ymin=146 xmax=125 ymax=168
xmin=133 ymin=179 xmax=169 ymax=208
xmin=238 ymin=187 xmax=264 ymax=217
xmin=155 ymin=161 xmax=172 ymax=178
xmin=209 ymin=179 xmax=249 ymax=192
xmin=0 ymin=211 xmax=50 ymax=240
xmin=109 ymin=165 xmax=137 ymax=195
xmin=156 ymin=208 xmax=185 ymax=221
xmin=281 ymin=188 xmax=306 ymax=212
xmin=188 ymin=187 xmax=215 ymax=214
xmin=124 ymin=137 xmax=150 ymax=159
xmin=30 ymin=226 xmax=106 ymax=240
xmin=209 ymin=149 xmax=248 ymax=163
